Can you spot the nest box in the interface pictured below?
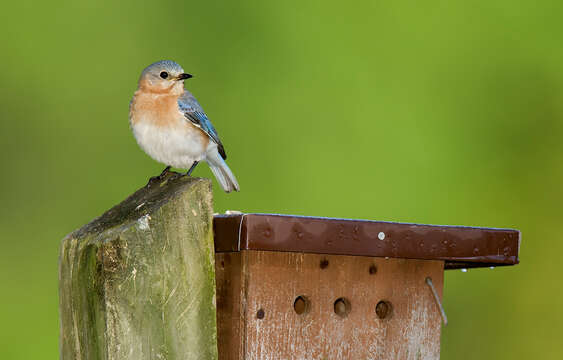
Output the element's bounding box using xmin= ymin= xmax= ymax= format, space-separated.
xmin=213 ymin=213 xmax=520 ymax=360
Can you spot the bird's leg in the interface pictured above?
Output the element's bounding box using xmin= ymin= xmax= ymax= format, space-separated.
xmin=158 ymin=165 xmax=172 ymax=178
xmin=185 ymin=161 xmax=199 ymax=176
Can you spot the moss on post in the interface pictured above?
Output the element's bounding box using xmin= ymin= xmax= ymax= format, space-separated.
xmin=59 ymin=173 xmax=218 ymax=360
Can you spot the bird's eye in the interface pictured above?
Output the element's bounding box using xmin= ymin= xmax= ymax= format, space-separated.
xmin=160 ymin=71 xmax=169 ymax=79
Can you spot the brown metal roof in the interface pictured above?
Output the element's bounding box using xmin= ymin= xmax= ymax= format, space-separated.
xmin=213 ymin=213 xmax=520 ymax=270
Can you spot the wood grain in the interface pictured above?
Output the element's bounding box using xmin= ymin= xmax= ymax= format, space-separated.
xmin=216 ymin=252 xmax=244 ymax=360
xmin=59 ymin=174 xmax=218 ymax=360
xmin=215 ymin=250 xmax=444 ymax=360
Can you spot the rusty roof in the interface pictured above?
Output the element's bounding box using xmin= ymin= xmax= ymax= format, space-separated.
xmin=213 ymin=213 xmax=520 ymax=270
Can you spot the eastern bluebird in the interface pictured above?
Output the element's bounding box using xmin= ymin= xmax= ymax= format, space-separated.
xmin=129 ymin=60 xmax=240 ymax=192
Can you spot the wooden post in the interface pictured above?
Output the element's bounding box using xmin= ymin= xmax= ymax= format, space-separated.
xmin=59 ymin=174 xmax=218 ymax=360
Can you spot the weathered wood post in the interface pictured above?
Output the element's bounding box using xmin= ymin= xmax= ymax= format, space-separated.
xmin=59 ymin=173 xmax=218 ymax=360
xmin=213 ymin=214 xmax=520 ymax=359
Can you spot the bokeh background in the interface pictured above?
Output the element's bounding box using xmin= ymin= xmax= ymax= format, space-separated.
xmin=1 ymin=0 xmax=562 ymax=358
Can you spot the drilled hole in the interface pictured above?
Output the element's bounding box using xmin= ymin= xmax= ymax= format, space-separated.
xmin=256 ymin=308 xmax=265 ymax=319
xmin=369 ymin=264 xmax=377 ymax=274
xmin=333 ymin=297 xmax=351 ymax=318
xmin=376 ymin=300 xmax=392 ymax=319
xmin=320 ymin=259 xmax=329 ymax=269
xmin=293 ymin=296 xmax=310 ymax=315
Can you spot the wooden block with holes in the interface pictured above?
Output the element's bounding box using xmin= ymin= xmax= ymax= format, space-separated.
xmin=213 ymin=214 xmax=520 ymax=360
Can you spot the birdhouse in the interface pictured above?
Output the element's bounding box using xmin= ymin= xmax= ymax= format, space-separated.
xmin=213 ymin=213 xmax=520 ymax=360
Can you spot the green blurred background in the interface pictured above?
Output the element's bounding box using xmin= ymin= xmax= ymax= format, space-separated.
xmin=1 ymin=0 xmax=562 ymax=358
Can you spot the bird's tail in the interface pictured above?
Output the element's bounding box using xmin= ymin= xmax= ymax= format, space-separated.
xmin=207 ymin=150 xmax=240 ymax=193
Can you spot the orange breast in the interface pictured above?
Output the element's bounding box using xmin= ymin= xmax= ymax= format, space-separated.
xmin=130 ymin=91 xmax=181 ymax=127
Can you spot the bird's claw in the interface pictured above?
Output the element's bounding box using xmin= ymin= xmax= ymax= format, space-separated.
xmin=158 ymin=166 xmax=172 ymax=178
xmin=147 ymin=166 xmax=172 ymax=186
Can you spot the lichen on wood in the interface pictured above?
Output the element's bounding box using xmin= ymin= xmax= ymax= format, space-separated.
xmin=59 ymin=173 xmax=218 ymax=360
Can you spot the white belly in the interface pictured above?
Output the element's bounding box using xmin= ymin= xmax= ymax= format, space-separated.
xmin=131 ymin=121 xmax=208 ymax=169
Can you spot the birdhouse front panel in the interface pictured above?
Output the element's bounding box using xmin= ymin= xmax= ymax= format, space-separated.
xmin=216 ymin=251 xmax=444 ymax=359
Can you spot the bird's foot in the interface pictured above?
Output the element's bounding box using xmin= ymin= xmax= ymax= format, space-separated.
xmin=147 ymin=166 xmax=171 ymax=185
xmin=158 ymin=166 xmax=172 ymax=178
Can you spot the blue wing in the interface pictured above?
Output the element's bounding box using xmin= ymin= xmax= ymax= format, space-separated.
xmin=178 ymin=91 xmax=227 ymax=159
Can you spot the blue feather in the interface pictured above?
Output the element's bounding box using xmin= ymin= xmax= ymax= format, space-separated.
xmin=178 ymin=91 xmax=227 ymax=159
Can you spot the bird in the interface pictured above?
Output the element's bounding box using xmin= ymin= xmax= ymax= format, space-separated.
xmin=129 ymin=60 xmax=240 ymax=192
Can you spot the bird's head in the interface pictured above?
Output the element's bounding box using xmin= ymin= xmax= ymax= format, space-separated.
xmin=138 ymin=60 xmax=193 ymax=95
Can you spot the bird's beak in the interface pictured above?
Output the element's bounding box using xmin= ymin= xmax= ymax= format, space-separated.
xmin=176 ymin=73 xmax=193 ymax=80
